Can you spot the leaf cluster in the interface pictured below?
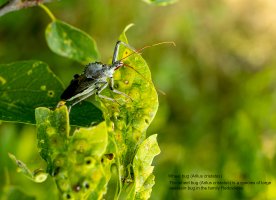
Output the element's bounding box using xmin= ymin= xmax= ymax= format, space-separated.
xmin=1 ymin=3 xmax=162 ymax=200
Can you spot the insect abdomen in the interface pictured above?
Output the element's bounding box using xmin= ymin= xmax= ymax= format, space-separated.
xmin=61 ymin=78 xmax=81 ymax=100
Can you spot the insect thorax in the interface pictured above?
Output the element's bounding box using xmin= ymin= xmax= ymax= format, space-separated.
xmin=84 ymin=62 xmax=106 ymax=79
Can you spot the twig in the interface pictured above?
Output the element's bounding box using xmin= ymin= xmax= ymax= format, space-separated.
xmin=0 ymin=0 xmax=54 ymax=17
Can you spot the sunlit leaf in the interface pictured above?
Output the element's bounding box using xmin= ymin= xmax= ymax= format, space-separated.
xmin=100 ymin=25 xmax=160 ymax=199
xmin=8 ymin=153 xmax=48 ymax=183
xmin=118 ymin=23 xmax=134 ymax=43
xmin=45 ymin=20 xmax=100 ymax=64
xmin=35 ymin=106 xmax=109 ymax=199
xmin=133 ymin=134 xmax=160 ymax=199
xmin=102 ymin=24 xmax=159 ymax=148
xmin=35 ymin=106 xmax=69 ymax=173
xmin=63 ymin=122 xmax=109 ymax=199
xmin=142 ymin=0 xmax=178 ymax=6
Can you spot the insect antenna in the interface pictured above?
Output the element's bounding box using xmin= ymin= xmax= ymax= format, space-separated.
xmin=118 ymin=41 xmax=175 ymax=95
xmin=123 ymin=63 xmax=166 ymax=95
xmin=123 ymin=63 xmax=149 ymax=82
xmin=118 ymin=41 xmax=176 ymax=62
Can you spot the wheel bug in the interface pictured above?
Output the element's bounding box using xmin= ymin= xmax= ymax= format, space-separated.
xmin=58 ymin=40 xmax=175 ymax=111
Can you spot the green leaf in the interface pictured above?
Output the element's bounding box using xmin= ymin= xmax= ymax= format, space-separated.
xmin=45 ymin=20 xmax=100 ymax=64
xmin=0 ymin=60 xmax=64 ymax=124
xmin=0 ymin=60 xmax=103 ymax=126
xmin=100 ymin=25 xmax=159 ymax=198
xmin=133 ymin=134 xmax=160 ymax=200
xmin=142 ymin=0 xmax=178 ymax=6
xmin=35 ymin=106 xmax=69 ymax=173
xmin=8 ymin=153 xmax=48 ymax=183
xmin=35 ymin=106 xmax=110 ymax=199
xmin=102 ymin=24 xmax=158 ymax=144
xmin=118 ymin=23 xmax=134 ymax=43
xmin=70 ymin=122 xmax=110 ymax=199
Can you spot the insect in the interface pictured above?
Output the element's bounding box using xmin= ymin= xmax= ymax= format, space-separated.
xmin=58 ymin=40 xmax=175 ymax=111
xmin=59 ymin=41 xmax=137 ymax=111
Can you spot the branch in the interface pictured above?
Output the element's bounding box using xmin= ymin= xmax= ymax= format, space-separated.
xmin=0 ymin=0 xmax=54 ymax=17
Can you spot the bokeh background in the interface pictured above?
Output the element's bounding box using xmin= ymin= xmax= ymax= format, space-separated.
xmin=1 ymin=0 xmax=276 ymax=199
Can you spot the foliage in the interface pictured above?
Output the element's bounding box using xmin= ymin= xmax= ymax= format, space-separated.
xmin=0 ymin=2 xmax=162 ymax=200
xmin=2 ymin=0 xmax=276 ymax=200
xmin=99 ymin=23 xmax=160 ymax=199
xmin=45 ymin=20 xmax=99 ymax=64
xmin=132 ymin=134 xmax=160 ymax=199
xmin=8 ymin=153 xmax=48 ymax=183
xmin=0 ymin=60 xmax=103 ymax=127
xmin=35 ymin=106 xmax=108 ymax=199
xmin=0 ymin=60 xmax=64 ymax=124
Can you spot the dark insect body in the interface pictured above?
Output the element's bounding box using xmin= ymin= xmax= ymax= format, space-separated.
xmin=59 ymin=40 xmax=175 ymax=111
xmin=60 ymin=41 xmax=135 ymax=110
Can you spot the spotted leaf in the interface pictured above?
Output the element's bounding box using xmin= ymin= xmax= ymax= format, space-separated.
xmin=0 ymin=60 xmax=103 ymax=126
xmin=0 ymin=60 xmax=64 ymax=124
xmin=35 ymin=106 xmax=109 ymax=199
xmin=100 ymin=26 xmax=160 ymax=199
xmin=133 ymin=134 xmax=160 ymax=199
xmin=46 ymin=20 xmax=100 ymax=64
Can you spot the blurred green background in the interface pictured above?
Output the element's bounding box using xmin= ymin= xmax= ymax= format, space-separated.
xmin=1 ymin=0 xmax=276 ymax=199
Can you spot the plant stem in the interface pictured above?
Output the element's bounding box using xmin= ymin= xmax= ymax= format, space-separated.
xmin=39 ymin=3 xmax=56 ymax=21
xmin=0 ymin=0 xmax=54 ymax=17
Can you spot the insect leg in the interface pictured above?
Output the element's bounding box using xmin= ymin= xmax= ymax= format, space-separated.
xmin=111 ymin=89 xmax=133 ymax=101
xmin=109 ymin=77 xmax=133 ymax=101
xmin=97 ymin=94 xmax=117 ymax=102
xmin=68 ymin=90 xmax=97 ymax=112
xmin=95 ymin=82 xmax=120 ymax=103
xmin=112 ymin=41 xmax=137 ymax=63
xmin=68 ymin=82 xmax=112 ymax=111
